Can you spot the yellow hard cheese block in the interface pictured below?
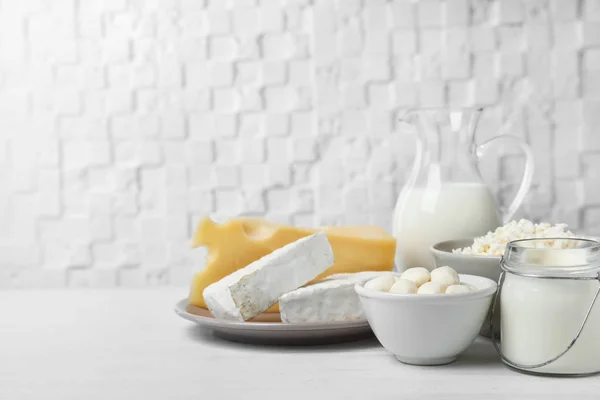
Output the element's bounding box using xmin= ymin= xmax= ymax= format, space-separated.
xmin=188 ymin=217 xmax=396 ymax=313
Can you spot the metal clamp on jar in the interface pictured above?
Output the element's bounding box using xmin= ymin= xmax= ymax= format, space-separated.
xmin=490 ymin=237 xmax=600 ymax=376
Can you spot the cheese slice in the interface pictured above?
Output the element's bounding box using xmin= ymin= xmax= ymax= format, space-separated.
xmin=203 ymin=232 xmax=334 ymax=321
xmin=279 ymin=272 xmax=396 ymax=323
xmin=279 ymin=279 xmax=360 ymax=323
xmin=189 ymin=217 xmax=396 ymax=312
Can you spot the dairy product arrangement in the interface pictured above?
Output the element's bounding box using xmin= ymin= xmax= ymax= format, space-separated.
xmin=178 ymin=210 xmax=600 ymax=377
xmin=176 ymin=104 xmax=600 ymax=379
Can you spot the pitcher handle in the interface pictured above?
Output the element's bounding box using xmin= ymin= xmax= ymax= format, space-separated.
xmin=477 ymin=136 xmax=534 ymax=223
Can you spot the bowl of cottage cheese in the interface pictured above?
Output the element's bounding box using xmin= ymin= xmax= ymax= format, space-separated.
xmin=430 ymin=219 xmax=576 ymax=282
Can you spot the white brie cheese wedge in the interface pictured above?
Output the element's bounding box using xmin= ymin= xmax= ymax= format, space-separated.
xmin=203 ymin=232 xmax=334 ymax=321
xmin=279 ymin=278 xmax=362 ymax=323
xmin=280 ymin=271 xmax=393 ymax=324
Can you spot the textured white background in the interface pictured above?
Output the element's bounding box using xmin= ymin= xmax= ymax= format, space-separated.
xmin=0 ymin=0 xmax=599 ymax=288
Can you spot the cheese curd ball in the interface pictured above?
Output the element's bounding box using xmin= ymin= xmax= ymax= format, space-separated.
xmin=365 ymin=274 xmax=396 ymax=292
xmin=445 ymin=284 xmax=471 ymax=295
xmin=400 ymin=267 xmax=431 ymax=288
xmin=389 ymin=279 xmax=418 ymax=294
xmin=417 ymin=281 xmax=443 ymax=294
xmin=430 ymin=266 xmax=459 ymax=292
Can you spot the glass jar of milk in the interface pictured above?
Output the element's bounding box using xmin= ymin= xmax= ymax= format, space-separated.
xmin=492 ymin=238 xmax=600 ymax=376
xmin=393 ymin=108 xmax=534 ymax=270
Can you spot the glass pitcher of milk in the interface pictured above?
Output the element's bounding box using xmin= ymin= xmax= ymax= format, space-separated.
xmin=393 ymin=108 xmax=534 ymax=271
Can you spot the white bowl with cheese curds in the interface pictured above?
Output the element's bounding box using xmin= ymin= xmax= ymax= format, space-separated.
xmin=355 ymin=274 xmax=497 ymax=366
xmin=430 ymin=238 xmax=502 ymax=282
xmin=430 ymin=220 xmax=584 ymax=283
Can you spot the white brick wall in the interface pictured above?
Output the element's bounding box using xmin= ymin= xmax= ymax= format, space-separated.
xmin=0 ymin=0 xmax=599 ymax=288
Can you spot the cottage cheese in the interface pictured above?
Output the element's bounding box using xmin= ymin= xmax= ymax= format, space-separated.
xmin=453 ymin=219 xmax=574 ymax=256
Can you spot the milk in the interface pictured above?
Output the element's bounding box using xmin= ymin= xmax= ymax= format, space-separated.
xmin=501 ymin=251 xmax=600 ymax=375
xmin=393 ymin=183 xmax=501 ymax=270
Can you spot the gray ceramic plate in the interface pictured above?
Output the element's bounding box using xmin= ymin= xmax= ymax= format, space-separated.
xmin=174 ymin=299 xmax=373 ymax=345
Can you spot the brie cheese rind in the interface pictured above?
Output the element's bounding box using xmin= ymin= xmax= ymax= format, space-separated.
xmin=279 ymin=278 xmax=363 ymax=324
xmin=280 ymin=271 xmax=397 ymax=323
xmin=202 ymin=232 xmax=334 ymax=321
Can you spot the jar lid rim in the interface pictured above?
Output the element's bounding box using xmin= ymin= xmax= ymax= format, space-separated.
xmin=501 ymin=237 xmax=600 ymax=278
xmin=507 ymin=237 xmax=600 ymax=248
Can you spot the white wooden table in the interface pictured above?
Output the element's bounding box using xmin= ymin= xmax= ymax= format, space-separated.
xmin=1 ymin=289 xmax=598 ymax=400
